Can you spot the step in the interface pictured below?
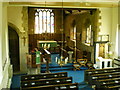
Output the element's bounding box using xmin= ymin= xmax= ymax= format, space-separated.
xmin=41 ymin=68 xmax=74 ymax=73
xmin=41 ymin=63 xmax=73 ymax=68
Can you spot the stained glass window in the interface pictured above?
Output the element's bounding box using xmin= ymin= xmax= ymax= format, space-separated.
xmin=35 ymin=9 xmax=54 ymax=34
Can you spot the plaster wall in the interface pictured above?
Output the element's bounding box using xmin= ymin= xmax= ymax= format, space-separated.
xmin=0 ymin=3 xmax=3 ymax=89
xmin=118 ymin=4 xmax=120 ymax=57
xmin=111 ymin=7 xmax=118 ymax=58
xmin=0 ymin=2 xmax=12 ymax=89
xmin=99 ymin=7 xmax=118 ymax=59
xmin=7 ymin=6 xmax=28 ymax=73
xmin=99 ymin=8 xmax=112 ymax=35
xmin=96 ymin=8 xmax=113 ymax=59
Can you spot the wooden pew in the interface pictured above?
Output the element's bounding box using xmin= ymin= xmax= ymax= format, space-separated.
xmin=85 ymin=68 xmax=120 ymax=76
xmin=21 ymin=72 xmax=67 ymax=81
xmin=21 ymin=77 xmax=72 ymax=88
xmin=86 ymin=73 xmax=120 ymax=87
xmin=114 ymin=58 xmax=120 ymax=67
xmin=85 ymin=68 xmax=120 ymax=82
xmin=95 ymin=78 xmax=120 ymax=89
xmin=21 ymin=83 xmax=78 ymax=90
xmin=85 ymin=68 xmax=120 ymax=81
xmin=108 ymin=85 xmax=120 ymax=89
xmin=85 ymin=68 xmax=120 ymax=89
xmin=91 ymin=73 xmax=120 ymax=80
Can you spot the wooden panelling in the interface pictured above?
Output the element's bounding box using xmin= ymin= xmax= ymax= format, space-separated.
xmin=28 ymin=33 xmax=64 ymax=51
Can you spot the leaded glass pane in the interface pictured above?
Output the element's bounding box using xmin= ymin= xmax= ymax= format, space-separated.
xmin=35 ymin=9 xmax=54 ymax=34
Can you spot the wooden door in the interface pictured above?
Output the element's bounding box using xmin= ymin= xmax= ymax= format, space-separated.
xmin=8 ymin=26 xmax=20 ymax=72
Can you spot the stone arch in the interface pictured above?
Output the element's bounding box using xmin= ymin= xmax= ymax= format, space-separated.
xmin=8 ymin=22 xmax=20 ymax=36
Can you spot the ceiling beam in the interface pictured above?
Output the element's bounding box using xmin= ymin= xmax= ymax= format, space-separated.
xmin=9 ymin=2 xmax=118 ymax=8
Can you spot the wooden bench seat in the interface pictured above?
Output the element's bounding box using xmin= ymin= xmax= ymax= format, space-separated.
xmin=85 ymin=68 xmax=120 ymax=82
xmin=21 ymin=77 xmax=72 ymax=88
xmin=85 ymin=74 xmax=120 ymax=87
xmin=85 ymin=68 xmax=120 ymax=76
xmin=21 ymin=83 xmax=78 ymax=90
xmin=91 ymin=72 xmax=120 ymax=77
xmin=21 ymin=72 xmax=67 ymax=81
xmin=96 ymin=85 xmax=120 ymax=90
xmin=108 ymin=85 xmax=120 ymax=89
xmin=96 ymin=78 xmax=120 ymax=89
xmin=91 ymin=74 xmax=120 ymax=81
xmin=98 ymin=77 xmax=120 ymax=82
xmin=85 ymin=68 xmax=120 ymax=89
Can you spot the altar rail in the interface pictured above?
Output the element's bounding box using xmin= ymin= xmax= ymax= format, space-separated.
xmin=85 ymin=68 xmax=120 ymax=89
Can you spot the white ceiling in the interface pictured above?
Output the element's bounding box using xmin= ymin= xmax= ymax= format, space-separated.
xmin=3 ymin=0 xmax=118 ymax=8
xmin=3 ymin=0 xmax=119 ymax=2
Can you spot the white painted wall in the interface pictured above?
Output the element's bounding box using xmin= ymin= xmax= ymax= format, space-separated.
xmin=7 ymin=6 xmax=24 ymax=32
xmin=118 ymin=6 xmax=120 ymax=57
xmin=111 ymin=7 xmax=118 ymax=58
xmin=98 ymin=7 xmax=119 ymax=60
xmin=0 ymin=2 xmax=3 ymax=89
xmin=97 ymin=8 xmax=112 ymax=59
xmin=7 ymin=6 xmax=28 ymax=73
xmin=0 ymin=2 xmax=12 ymax=89
xmin=99 ymin=8 xmax=112 ymax=35
xmin=118 ymin=29 xmax=120 ymax=57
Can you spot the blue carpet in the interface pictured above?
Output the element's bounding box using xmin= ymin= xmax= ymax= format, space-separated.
xmin=11 ymin=54 xmax=93 ymax=90
xmin=51 ymin=53 xmax=60 ymax=64
xmin=11 ymin=74 xmax=21 ymax=89
xmin=41 ymin=63 xmax=74 ymax=72
xmin=51 ymin=70 xmax=84 ymax=83
xmin=41 ymin=54 xmax=75 ymax=72
xmin=11 ymin=70 xmax=93 ymax=90
xmin=51 ymin=70 xmax=93 ymax=90
xmin=42 ymin=54 xmax=88 ymax=72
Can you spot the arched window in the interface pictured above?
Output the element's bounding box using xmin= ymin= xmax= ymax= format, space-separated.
xmin=35 ymin=9 xmax=54 ymax=34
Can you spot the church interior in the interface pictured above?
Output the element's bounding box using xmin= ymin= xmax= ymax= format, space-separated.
xmin=0 ymin=0 xmax=120 ymax=89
